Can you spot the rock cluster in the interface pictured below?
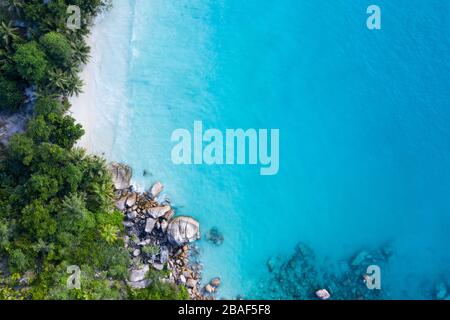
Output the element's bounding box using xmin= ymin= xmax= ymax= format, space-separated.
xmin=260 ymin=243 xmax=391 ymax=300
xmin=109 ymin=165 xmax=208 ymax=300
xmin=203 ymin=277 xmax=221 ymax=294
xmin=109 ymin=162 xmax=133 ymax=190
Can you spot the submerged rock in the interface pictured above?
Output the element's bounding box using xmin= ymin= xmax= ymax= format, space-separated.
xmin=204 ymin=284 xmax=215 ymax=294
xmin=351 ymin=250 xmax=370 ymax=267
xmin=436 ymin=282 xmax=448 ymax=300
xmin=266 ymin=256 xmax=283 ymax=273
xmin=259 ymin=243 xmax=387 ymax=300
xmin=205 ymin=227 xmax=224 ymax=246
xmin=210 ymin=277 xmax=221 ymax=288
xmin=167 ymin=216 xmax=201 ymax=246
xmin=109 ymin=162 xmax=132 ymax=190
xmin=381 ymin=245 xmax=394 ymax=260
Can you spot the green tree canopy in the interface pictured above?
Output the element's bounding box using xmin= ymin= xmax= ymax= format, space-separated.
xmin=39 ymin=32 xmax=73 ymax=67
xmin=34 ymin=96 xmax=66 ymax=116
xmin=0 ymin=75 xmax=23 ymax=111
xmin=13 ymin=41 xmax=48 ymax=83
xmin=20 ymin=200 xmax=57 ymax=240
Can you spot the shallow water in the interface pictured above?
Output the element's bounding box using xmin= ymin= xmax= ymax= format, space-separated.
xmin=77 ymin=0 xmax=450 ymax=299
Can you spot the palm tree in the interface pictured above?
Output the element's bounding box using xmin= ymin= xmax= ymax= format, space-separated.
xmin=46 ymin=69 xmax=84 ymax=97
xmin=47 ymin=69 xmax=68 ymax=93
xmin=65 ymin=74 xmax=84 ymax=97
xmin=5 ymin=0 xmax=24 ymax=18
xmin=33 ymin=91 xmax=62 ymax=106
xmin=71 ymin=39 xmax=91 ymax=65
xmin=100 ymin=224 xmax=119 ymax=244
xmin=65 ymin=66 xmax=84 ymax=96
xmin=0 ymin=21 xmax=20 ymax=50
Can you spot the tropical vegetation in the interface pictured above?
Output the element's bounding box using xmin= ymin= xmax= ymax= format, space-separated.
xmin=0 ymin=0 xmax=188 ymax=300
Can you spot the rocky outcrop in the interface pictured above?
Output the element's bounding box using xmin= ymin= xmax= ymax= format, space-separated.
xmin=147 ymin=206 xmax=172 ymax=219
xmin=114 ymin=174 xmax=207 ymax=299
xmin=125 ymin=193 xmax=137 ymax=207
xmin=167 ymin=216 xmax=201 ymax=246
xmin=163 ymin=209 xmax=175 ymax=221
xmin=150 ymin=181 xmax=164 ymax=198
xmin=145 ymin=218 xmax=157 ymax=233
xmin=115 ymin=195 xmax=128 ymax=211
xmin=186 ymin=278 xmax=198 ymax=289
xmin=109 ymin=162 xmax=132 ymax=190
xmin=315 ymin=289 xmax=331 ymax=300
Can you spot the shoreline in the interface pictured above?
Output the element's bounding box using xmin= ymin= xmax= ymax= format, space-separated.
xmin=70 ymin=0 xmax=136 ymax=158
xmin=70 ymin=12 xmax=216 ymax=300
xmin=69 ymin=23 xmax=99 ymax=153
xmin=109 ymin=162 xmax=219 ymax=300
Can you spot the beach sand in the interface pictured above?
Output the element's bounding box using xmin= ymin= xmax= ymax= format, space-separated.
xmin=70 ymin=31 xmax=98 ymax=153
xmin=69 ymin=1 xmax=134 ymax=157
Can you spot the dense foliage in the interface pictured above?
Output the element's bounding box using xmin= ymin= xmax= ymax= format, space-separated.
xmin=0 ymin=0 xmax=187 ymax=300
xmin=0 ymin=75 xmax=23 ymax=110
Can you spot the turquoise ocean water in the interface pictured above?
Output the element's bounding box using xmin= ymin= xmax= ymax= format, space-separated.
xmin=81 ymin=0 xmax=450 ymax=299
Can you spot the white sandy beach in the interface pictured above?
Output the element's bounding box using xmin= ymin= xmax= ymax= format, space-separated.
xmin=70 ymin=32 xmax=98 ymax=153
xmin=70 ymin=2 xmax=134 ymax=157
